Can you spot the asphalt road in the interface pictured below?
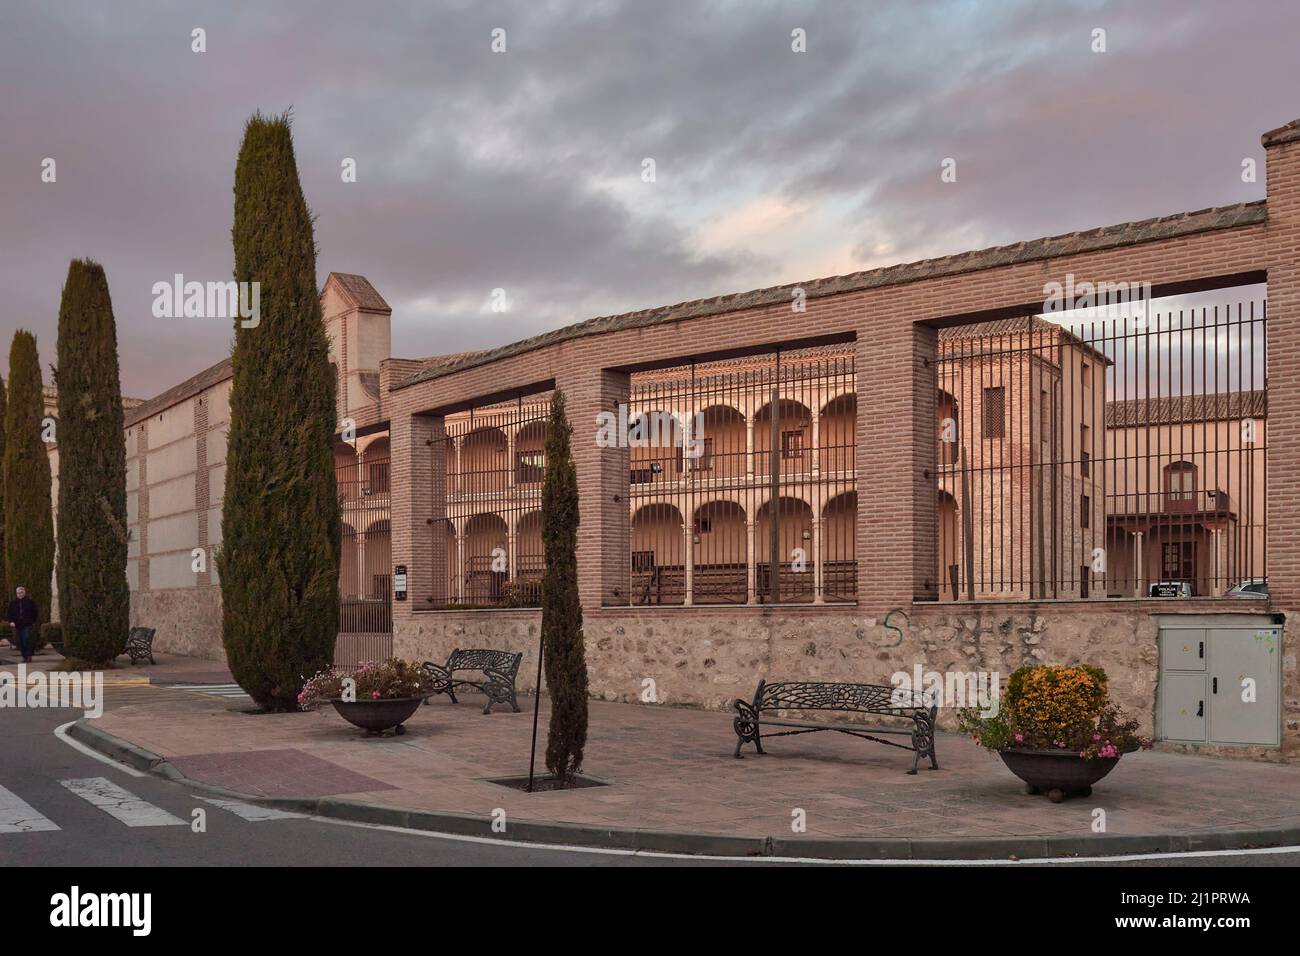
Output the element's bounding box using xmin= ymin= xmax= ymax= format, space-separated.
xmin=1 ymin=703 xmax=1296 ymax=869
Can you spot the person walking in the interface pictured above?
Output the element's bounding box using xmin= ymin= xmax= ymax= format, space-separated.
xmin=6 ymin=585 xmax=38 ymax=663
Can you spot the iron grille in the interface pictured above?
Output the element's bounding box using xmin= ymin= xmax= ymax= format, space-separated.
xmin=336 ymin=437 xmax=393 ymax=666
xmin=933 ymin=297 xmax=1266 ymax=601
xmin=625 ymin=345 xmax=856 ymax=606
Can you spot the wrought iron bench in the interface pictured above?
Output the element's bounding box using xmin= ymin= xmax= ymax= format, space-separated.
xmin=123 ymin=627 xmax=157 ymax=665
xmin=421 ymin=648 xmax=523 ymax=714
xmin=733 ymin=678 xmax=939 ymax=773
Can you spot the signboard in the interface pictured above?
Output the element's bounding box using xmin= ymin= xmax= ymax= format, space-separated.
xmin=394 ymin=565 xmax=408 ymax=601
xmin=1149 ymin=582 xmax=1187 ymax=598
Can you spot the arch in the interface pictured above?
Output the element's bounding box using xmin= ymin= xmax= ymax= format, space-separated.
xmin=460 ymin=426 xmax=510 ymax=495
xmin=514 ymin=419 xmax=547 ymax=485
xmin=362 ymin=519 xmax=391 ymax=599
xmin=631 ymin=503 xmax=685 ymax=605
xmin=819 ymin=393 xmax=857 ymax=475
xmin=753 ymin=399 xmax=813 ymax=475
xmin=334 ymin=442 xmax=359 ymax=503
xmin=691 ymin=500 xmax=747 ymax=604
xmin=754 ymin=496 xmax=814 ymax=602
xmin=820 ymin=491 xmax=857 ymax=603
xmin=515 ymin=511 xmax=543 ymax=578
xmin=694 ymin=404 xmax=745 ymax=478
xmin=339 ymin=522 xmax=359 ymax=598
xmin=463 ymin=512 xmax=508 ymax=603
xmin=362 ymin=437 xmax=390 ymax=495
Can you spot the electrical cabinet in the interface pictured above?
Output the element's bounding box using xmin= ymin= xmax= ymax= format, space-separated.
xmin=1157 ymin=617 xmax=1281 ymax=748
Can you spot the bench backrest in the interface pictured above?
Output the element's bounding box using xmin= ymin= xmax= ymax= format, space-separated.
xmin=126 ymin=627 xmax=156 ymax=646
xmin=447 ymin=648 xmax=522 ymax=678
xmin=756 ymin=679 xmax=931 ymax=716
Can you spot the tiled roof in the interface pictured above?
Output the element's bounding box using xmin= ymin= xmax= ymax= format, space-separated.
xmin=939 ymin=315 xmax=1113 ymax=365
xmin=1105 ymin=390 xmax=1267 ymax=428
xmin=326 ymin=272 xmax=391 ymax=312
xmin=125 ymin=358 xmax=232 ymax=428
xmin=395 ymin=200 xmax=1266 ymax=390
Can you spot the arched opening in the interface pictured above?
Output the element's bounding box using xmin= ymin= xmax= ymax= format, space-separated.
xmin=821 ymin=491 xmax=857 ymax=603
xmin=755 ymin=496 xmax=814 ymax=602
xmin=335 ymin=442 xmax=359 ymax=503
xmin=463 ymin=513 xmax=508 ymax=604
xmin=361 ymin=437 xmax=390 ymax=496
xmin=460 ymin=426 xmax=509 ymax=496
xmin=1164 ymin=461 xmax=1198 ymax=511
xmin=694 ymin=405 xmax=745 ymax=478
xmin=753 ymin=399 xmax=813 ymax=476
xmin=819 ymin=393 xmax=856 ymax=475
xmin=629 ymin=409 xmax=686 ymax=485
xmin=339 ymin=522 xmax=359 ymax=599
xmin=363 ymin=519 xmax=391 ymax=599
xmin=631 ymin=503 xmax=684 ymax=605
xmin=692 ymin=500 xmax=746 ymax=603
xmin=514 ymin=420 xmax=547 ymax=486
xmin=513 ymin=511 xmax=543 ymax=605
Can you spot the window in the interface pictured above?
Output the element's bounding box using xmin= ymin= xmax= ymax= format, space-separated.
xmin=1080 ymin=566 xmax=1090 ymax=598
xmin=781 ymin=430 xmax=805 ymax=459
xmin=1164 ymin=462 xmax=1197 ymax=510
xmin=983 ymin=386 xmax=1005 ymax=439
xmin=1040 ymin=389 xmax=1049 ymax=442
xmin=1080 ymin=424 xmax=1090 ymax=477
xmin=516 ymin=450 xmax=545 ymax=484
xmin=366 ymin=460 xmax=390 ymax=495
xmin=1081 ymin=495 xmax=1090 ymax=529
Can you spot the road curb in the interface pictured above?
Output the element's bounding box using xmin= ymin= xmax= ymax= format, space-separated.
xmin=66 ymin=718 xmax=1300 ymax=860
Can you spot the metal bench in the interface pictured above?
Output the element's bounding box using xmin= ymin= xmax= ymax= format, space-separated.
xmin=421 ymin=648 xmax=523 ymax=714
xmin=733 ymin=678 xmax=939 ymax=773
xmin=124 ymin=626 xmax=157 ymax=665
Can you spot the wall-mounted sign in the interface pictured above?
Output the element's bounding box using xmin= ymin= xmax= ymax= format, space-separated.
xmin=394 ymin=565 xmax=408 ymax=601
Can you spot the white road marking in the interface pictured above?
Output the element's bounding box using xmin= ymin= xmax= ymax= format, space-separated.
xmin=60 ymin=777 xmax=186 ymax=827
xmin=314 ymin=816 xmax=1300 ymax=865
xmin=197 ymin=796 xmax=302 ymax=822
xmin=0 ymin=784 xmax=60 ymax=833
xmin=53 ymin=720 xmax=145 ymax=777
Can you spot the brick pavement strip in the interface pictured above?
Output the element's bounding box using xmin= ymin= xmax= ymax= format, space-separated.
xmin=71 ymin=682 xmax=1300 ymax=858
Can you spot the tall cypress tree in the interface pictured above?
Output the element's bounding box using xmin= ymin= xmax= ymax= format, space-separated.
xmin=3 ymin=331 xmax=54 ymax=634
xmin=55 ymin=260 xmax=130 ymax=664
xmin=218 ymin=111 xmax=340 ymax=711
xmin=541 ymin=390 xmax=588 ymax=781
xmin=0 ymin=367 xmax=7 ymax=607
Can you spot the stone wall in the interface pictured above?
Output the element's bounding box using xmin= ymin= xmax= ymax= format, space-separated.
xmin=131 ymin=587 xmax=225 ymax=661
xmin=397 ymin=603 xmax=1298 ymax=761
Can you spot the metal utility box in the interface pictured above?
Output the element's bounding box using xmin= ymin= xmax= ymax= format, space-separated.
xmin=1157 ymin=615 xmax=1281 ymax=748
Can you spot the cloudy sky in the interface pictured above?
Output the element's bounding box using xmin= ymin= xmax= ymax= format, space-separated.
xmin=2 ymin=0 xmax=1297 ymax=398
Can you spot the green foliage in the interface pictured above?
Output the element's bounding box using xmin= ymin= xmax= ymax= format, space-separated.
xmin=40 ymin=621 xmax=63 ymax=652
xmin=541 ymin=390 xmax=588 ymax=781
xmin=217 ymin=111 xmax=341 ymax=711
xmin=0 ymin=367 xmax=7 ymax=605
xmin=3 ymin=331 xmax=54 ymax=637
xmin=55 ymin=259 xmax=131 ymax=665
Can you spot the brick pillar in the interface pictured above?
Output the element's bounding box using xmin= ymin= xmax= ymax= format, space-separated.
xmin=858 ymin=321 xmax=937 ymax=610
xmin=1264 ymin=120 xmax=1300 ymax=608
xmin=391 ymin=409 xmax=436 ymax=623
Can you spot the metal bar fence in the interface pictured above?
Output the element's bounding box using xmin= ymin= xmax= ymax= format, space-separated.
xmin=625 ymin=345 xmax=857 ymax=606
xmin=933 ymin=300 xmax=1266 ymax=601
xmin=336 ymin=442 xmax=393 ymax=666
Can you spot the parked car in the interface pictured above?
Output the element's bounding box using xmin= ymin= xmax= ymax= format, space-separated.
xmin=1225 ymin=578 xmax=1268 ymax=599
xmin=1149 ymin=581 xmax=1193 ymax=598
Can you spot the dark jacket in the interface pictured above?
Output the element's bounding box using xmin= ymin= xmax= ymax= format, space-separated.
xmin=7 ymin=596 xmax=37 ymax=627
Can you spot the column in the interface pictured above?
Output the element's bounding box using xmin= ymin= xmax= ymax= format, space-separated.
xmin=683 ymin=517 xmax=694 ymax=606
xmin=813 ymin=517 xmax=824 ymax=604
xmin=746 ymin=519 xmax=757 ymax=604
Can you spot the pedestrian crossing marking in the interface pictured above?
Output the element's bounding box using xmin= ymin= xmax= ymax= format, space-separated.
xmin=165 ymin=683 xmax=251 ymax=699
xmin=0 ymin=784 xmax=60 ymax=833
xmin=60 ymin=777 xmax=186 ymax=827
xmin=197 ymin=796 xmax=303 ymax=821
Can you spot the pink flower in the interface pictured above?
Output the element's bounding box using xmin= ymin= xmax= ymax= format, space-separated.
xmin=1014 ymin=733 xmax=1024 ymax=743
xmin=1092 ymin=733 xmax=1101 ymax=741
xmin=371 ymin=690 xmax=381 ymax=699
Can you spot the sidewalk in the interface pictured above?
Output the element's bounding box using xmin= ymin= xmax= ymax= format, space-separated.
xmin=70 ymin=668 xmax=1300 ymax=857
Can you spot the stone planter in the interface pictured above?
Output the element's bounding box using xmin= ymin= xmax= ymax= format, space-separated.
xmin=999 ymin=748 xmax=1125 ymax=802
xmin=329 ymin=697 xmax=423 ymax=736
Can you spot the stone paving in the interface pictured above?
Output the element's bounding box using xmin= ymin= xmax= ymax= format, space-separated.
xmin=80 ymin=676 xmax=1300 ymax=842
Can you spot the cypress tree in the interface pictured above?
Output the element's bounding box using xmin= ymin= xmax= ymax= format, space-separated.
xmin=541 ymin=390 xmax=588 ymax=781
xmin=218 ymin=112 xmax=340 ymax=711
xmin=0 ymin=367 xmax=7 ymax=607
xmin=55 ymin=260 xmax=131 ymax=664
xmin=3 ymin=331 xmax=55 ymax=636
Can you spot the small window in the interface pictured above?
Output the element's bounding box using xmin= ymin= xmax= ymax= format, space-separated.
xmin=1040 ymin=389 xmax=1049 ymax=442
xmin=1081 ymin=495 xmax=1090 ymax=529
xmin=1080 ymin=566 xmax=1090 ymax=598
xmin=516 ymin=450 xmax=545 ymax=484
xmin=1080 ymin=424 xmax=1091 ymax=477
xmin=983 ymin=387 xmax=1005 ymax=439
xmin=693 ymin=517 xmax=712 ymax=535
xmin=781 ymin=430 xmax=804 ymax=460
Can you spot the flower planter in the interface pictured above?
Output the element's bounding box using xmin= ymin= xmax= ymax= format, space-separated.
xmin=999 ymin=748 xmax=1124 ymax=802
xmin=329 ymin=696 xmax=424 ymax=736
